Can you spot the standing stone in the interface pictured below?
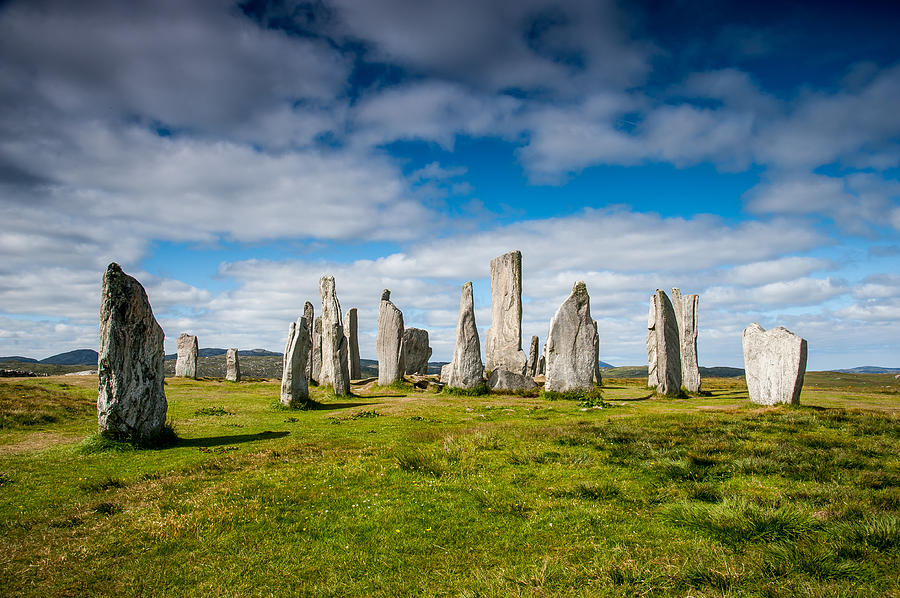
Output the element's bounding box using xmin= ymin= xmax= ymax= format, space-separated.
xmin=592 ymin=320 xmax=602 ymax=385
xmin=448 ymin=282 xmax=484 ymax=389
xmin=526 ymin=335 xmax=540 ymax=377
xmin=538 ymin=354 xmax=545 ymax=376
xmin=672 ymin=288 xmax=701 ymax=393
xmin=403 ymin=328 xmax=432 ymax=375
xmin=311 ymin=316 xmax=322 ymax=385
xmin=485 ymin=250 xmax=528 ymax=375
xmin=319 ymin=276 xmax=350 ymax=396
xmin=440 ymin=363 xmax=452 ymax=384
xmin=97 ymin=263 xmax=167 ymax=441
xmin=280 ymin=317 xmax=310 ymax=406
xmin=545 ymin=281 xmax=595 ymax=393
xmin=174 ymin=333 xmax=198 ymax=378
xmin=225 ymin=348 xmax=241 ymax=382
xmin=345 ymin=308 xmax=362 ymax=380
xmin=303 ymin=301 xmax=314 ymax=382
xmin=742 ymin=323 xmax=807 ymax=405
xmin=647 ymin=290 xmax=682 ymax=395
xmin=377 ymin=290 xmax=405 ymax=385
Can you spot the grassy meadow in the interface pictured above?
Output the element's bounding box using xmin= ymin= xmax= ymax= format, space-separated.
xmin=1 ymin=372 xmax=899 ymax=596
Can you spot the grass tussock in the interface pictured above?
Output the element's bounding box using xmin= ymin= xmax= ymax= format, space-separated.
xmin=443 ymin=383 xmax=489 ymax=397
xmin=395 ymin=447 xmax=446 ymax=476
xmin=667 ymin=498 xmax=818 ymax=546
xmin=194 ymin=406 xmax=233 ymax=416
xmin=541 ymin=387 xmax=603 ymax=402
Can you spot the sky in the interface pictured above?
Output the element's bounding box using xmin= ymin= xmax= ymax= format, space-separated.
xmin=0 ymin=0 xmax=898 ymax=370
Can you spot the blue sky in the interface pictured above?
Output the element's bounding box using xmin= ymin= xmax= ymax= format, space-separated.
xmin=0 ymin=0 xmax=898 ymax=369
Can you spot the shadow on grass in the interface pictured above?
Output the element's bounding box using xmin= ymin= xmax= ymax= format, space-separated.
xmin=610 ymin=393 xmax=655 ymax=402
xmin=313 ymin=401 xmax=378 ymax=410
xmin=177 ymin=430 xmax=290 ymax=448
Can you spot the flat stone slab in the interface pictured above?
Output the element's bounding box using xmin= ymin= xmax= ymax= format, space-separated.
xmin=487 ymin=369 xmax=537 ymax=392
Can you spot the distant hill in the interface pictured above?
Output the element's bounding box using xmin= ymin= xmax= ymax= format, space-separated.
xmin=598 ymin=360 xmax=614 ymax=368
xmin=600 ymin=365 xmax=745 ymax=379
xmin=832 ymin=366 xmax=900 ymax=374
xmin=0 ymin=356 xmax=38 ymax=363
xmin=40 ymin=349 xmax=99 ymax=365
xmin=165 ymin=348 xmax=283 ymax=360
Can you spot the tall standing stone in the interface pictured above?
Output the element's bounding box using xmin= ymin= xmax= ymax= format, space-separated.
xmin=280 ymin=317 xmax=310 ymax=406
xmin=319 ymin=276 xmax=350 ymax=396
xmin=484 ymin=250 xmax=527 ymax=375
xmin=345 ymin=308 xmax=362 ymax=380
xmin=174 ymin=333 xmax=198 ymax=378
xmin=647 ymin=290 xmax=682 ymax=395
xmin=225 ymin=348 xmax=241 ymax=382
xmin=303 ymin=301 xmax=314 ymax=382
xmin=545 ymin=281 xmax=595 ymax=393
xmin=742 ymin=323 xmax=807 ymax=405
xmin=448 ymin=282 xmax=484 ymax=389
xmin=377 ymin=290 xmax=405 ymax=385
xmin=672 ymin=288 xmax=701 ymax=393
xmin=311 ymin=316 xmax=322 ymax=385
xmin=97 ymin=263 xmax=167 ymax=441
xmin=403 ymin=328 xmax=432 ymax=375
xmin=592 ymin=320 xmax=602 ymax=385
xmin=526 ymin=335 xmax=539 ymax=377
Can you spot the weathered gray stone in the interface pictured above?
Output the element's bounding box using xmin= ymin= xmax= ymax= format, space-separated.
xmin=377 ymin=290 xmax=405 ymax=385
xmin=311 ymin=316 xmax=322 ymax=385
xmin=742 ymin=323 xmax=807 ymax=405
xmin=440 ymin=363 xmax=452 ymax=384
xmin=303 ymin=301 xmax=314 ymax=382
xmin=225 ymin=348 xmax=240 ymax=382
xmin=526 ymin=335 xmax=539 ymax=377
xmin=672 ymin=288 xmax=701 ymax=393
xmin=319 ymin=276 xmax=350 ymax=395
xmin=448 ymin=282 xmax=484 ymax=389
xmin=174 ymin=333 xmax=198 ymax=378
xmin=485 ymin=250 xmax=527 ymax=374
xmin=538 ymin=354 xmax=545 ymax=376
xmin=403 ymin=328 xmax=431 ymax=375
xmin=488 ymin=368 xmax=537 ymax=392
xmin=647 ymin=290 xmax=682 ymax=395
xmin=592 ymin=320 xmax=602 ymax=385
xmin=345 ymin=308 xmax=361 ymax=380
xmin=545 ymin=281 xmax=595 ymax=392
xmin=280 ymin=317 xmax=310 ymax=406
xmin=97 ymin=263 xmax=167 ymax=441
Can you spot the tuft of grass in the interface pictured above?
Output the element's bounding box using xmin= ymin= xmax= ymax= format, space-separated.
xmin=541 ymin=387 xmax=603 ymax=401
xmin=564 ymin=480 xmax=621 ymax=501
xmin=194 ymin=406 xmax=234 ymax=416
xmin=834 ymin=514 xmax=900 ymax=550
xmin=270 ymin=398 xmax=323 ymax=411
xmin=395 ymin=447 xmax=445 ymax=476
xmin=762 ymin=541 xmax=874 ymax=581
xmin=93 ymin=502 xmax=122 ymax=516
xmin=687 ymin=482 xmax=723 ymax=503
xmin=443 ymin=384 xmax=489 ymax=397
xmin=667 ymin=498 xmax=817 ymax=546
xmin=79 ymin=475 xmax=126 ymax=492
xmin=0 ymin=471 xmax=10 ymax=486
xmin=81 ymin=420 xmax=179 ymax=451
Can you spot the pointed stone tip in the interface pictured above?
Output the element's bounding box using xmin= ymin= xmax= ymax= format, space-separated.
xmin=106 ymin=262 xmax=122 ymax=273
xmin=381 ymin=289 xmax=391 ymax=301
xmin=572 ymin=281 xmax=587 ymax=295
xmin=462 ymin=281 xmax=472 ymax=289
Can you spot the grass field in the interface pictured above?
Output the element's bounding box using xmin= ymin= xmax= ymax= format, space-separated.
xmin=1 ymin=372 xmax=898 ymax=596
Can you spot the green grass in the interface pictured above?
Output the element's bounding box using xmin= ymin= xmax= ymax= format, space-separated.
xmin=0 ymin=373 xmax=898 ymax=596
